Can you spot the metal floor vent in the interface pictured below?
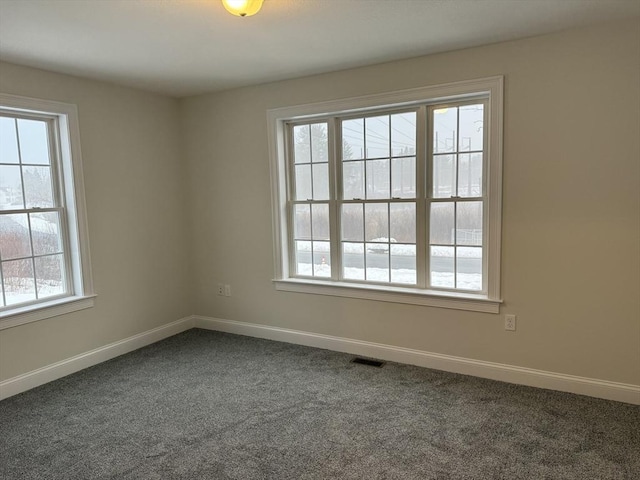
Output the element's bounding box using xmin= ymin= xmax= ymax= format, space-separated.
xmin=351 ymin=357 xmax=385 ymax=368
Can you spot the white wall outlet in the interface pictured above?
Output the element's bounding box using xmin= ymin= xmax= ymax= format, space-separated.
xmin=224 ymin=284 xmax=232 ymax=297
xmin=505 ymin=314 xmax=516 ymax=331
xmin=217 ymin=283 xmax=224 ymax=296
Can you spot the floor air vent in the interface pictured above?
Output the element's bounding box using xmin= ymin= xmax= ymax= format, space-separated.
xmin=351 ymin=357 xmax=385 ymax=368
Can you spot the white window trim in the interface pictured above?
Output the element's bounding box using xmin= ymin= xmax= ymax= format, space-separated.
xmin=0 ymin=93 xmax=95 ymax=329
xmin=267 ymin=76 xmax=503 ymax=314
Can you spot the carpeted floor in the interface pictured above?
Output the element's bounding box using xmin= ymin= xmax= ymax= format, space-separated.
xmin=1 ymin=329 xmax=638 ymax=479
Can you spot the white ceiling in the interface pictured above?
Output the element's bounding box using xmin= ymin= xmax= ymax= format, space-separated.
xmin=1 ymin=0 xmax=638 ymax=98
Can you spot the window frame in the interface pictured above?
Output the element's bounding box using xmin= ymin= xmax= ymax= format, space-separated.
xmin=0 ymin=93 xmax=95 ymax=329
xmin=267 ymin=76 xmax=503 ymax=313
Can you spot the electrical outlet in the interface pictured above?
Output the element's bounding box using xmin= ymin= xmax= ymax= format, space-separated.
xmin=217 ymin=283 xmax=224 ymax=296
xmin=224 ymin=284 xmax=232 ymax=297
xmin=505 ymin=314 xmax=516 ymax=331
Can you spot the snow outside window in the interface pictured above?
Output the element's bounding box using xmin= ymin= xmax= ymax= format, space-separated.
xmin=0 ymin=94 xmax=94 ymax=329
xmin=268 ymin=77 xmax=503 ymax=313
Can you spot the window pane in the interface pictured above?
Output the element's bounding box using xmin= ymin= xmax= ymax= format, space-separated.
xmin=430 ymin=246 xmax=454 ymax=288
xmin=310 ymin=123 xmax=328 ymax=163
xmin=390 ymin=202 xmax=415 ymax=243
xmin=342 ymin=118 xmax=364 ymax=160
xmin=17 ymin=119 xmax=50 ymax=165
xmin=35 ymin=254 xmax=66 ymax=299
xmin=31 ymin=211 xmax=63 ymax=255
xmin=456 ymin=247 xmax=482 ymax=291
xmin=23 ymin=166 xmax=54 ymax=208
xmin=293 ymin=125 xmax=311 ymax=164
xmin=430 ymin=202 xmax=454 ymax=245
xmin=343 ymin=161 xmax=364 ymax=199
xmin=341 ymin=203 xmax=363 ymax=241
xmin=365 ymin=203 xmax=388 ymax=242
xmin=0 ymin=213 xmax=32 ymax=259
xmin=0 ymin=117 xmax=19 ymax=164
xmin=294 ymin=164 xmax=312 ymax=201
xmin=391 ymin=157 xmax=415 ymax=198
xmin=459 ymin=104 xmax=483 ymax=152
xmin=433 ymin=107 xmax=457 ymax=154
xmin=285 ymin=100 xmax=492 ymax=295
xmin=3 ymin=257 xmax=36 ymax=305
xmin=312 ymin=241 xmax=330 ymax=277
xmin=311 ymin=203 xmax=329 ymax=240
xmin=342 ymin=242 xmax=364 ymax=280
xmin=294 ymin=240 xmax=312 ymax=276
xmin=458 ymin=153 xmax=483 ymax=197
xmin=366 ymin=243 xmax=389 ymax=282
xmin=366 ymin=159 xmax=390 ymax=199
xmin=0 ymin=100 xmax=94 ymax=313
xmin=391 ymin=244 xmax=416 ymax=284
xmin=433 ymin=154 xmax=456 ymax=199
xmin=391 ymin=112 xmax=416 ymax=157
xmin=0 ymin=165 xmax=24 ymax=210
xmin=456 ymin=201 xmax=483 ymax=246
xmin=365 ymin=115 xmax=389 ymax=159
xmin=312 ymin=163 xmax=329 ymax=200
xmin=294 ymin=204 xmax=311 ymax=240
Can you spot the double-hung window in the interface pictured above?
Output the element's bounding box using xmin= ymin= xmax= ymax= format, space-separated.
xmin=268 ymin=77 xmax=503 ymax=313
xmin=0 ymin=94 xmax=94 ymax=328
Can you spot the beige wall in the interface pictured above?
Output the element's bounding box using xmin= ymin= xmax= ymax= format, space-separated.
xmin=0 ymin=63 xmax=192 ymax=380
xmin=181 ymin=19 xmax=640 ymax=385
xmin=1 ymin=19 xmax=638 ymax=388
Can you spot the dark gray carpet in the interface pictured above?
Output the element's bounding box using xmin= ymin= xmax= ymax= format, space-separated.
xmin=1 ymin=329 xmax=638 ymax=479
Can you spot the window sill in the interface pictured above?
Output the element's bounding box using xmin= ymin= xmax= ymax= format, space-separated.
xmin=0 ymin=295 xmax=97 ymax=330
xmin=273 ymin=279 xmax=501 ymax=313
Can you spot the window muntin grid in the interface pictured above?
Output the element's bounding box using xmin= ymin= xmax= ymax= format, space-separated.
xmin=429 ymin=103 xmax=486 ymax=292
xmin=289 ymin=122 xmax=332 ymax=278
xmin=285 ymin=99 xmax=488 ymax=294
xmin=0 ymin=112 xmax=71 ymax=309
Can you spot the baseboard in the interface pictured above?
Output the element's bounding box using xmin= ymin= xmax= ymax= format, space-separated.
xmin=4 ymin=314 xmax=638 ymax=405
xmin=0 ymin=316 xmax=196 ymax=400
xmin=194 ymin=316 xmax=640 ymax=405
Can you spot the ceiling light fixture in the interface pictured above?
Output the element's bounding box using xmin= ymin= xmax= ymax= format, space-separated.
xmin=221 ymin=0 xmax=264 ymax=17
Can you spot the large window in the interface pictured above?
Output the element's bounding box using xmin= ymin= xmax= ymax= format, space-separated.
xmin=268 ymin=77 xmax=503 ymax=313
xmin=0 ymin=94 xmax=94 ymax=328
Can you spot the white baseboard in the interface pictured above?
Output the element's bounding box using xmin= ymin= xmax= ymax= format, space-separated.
xmin=3 ymin=314 xmax=638 ymax=405
xmin=194 ymin=316 xmax=640 ymax=405
xmin=0 ymin=316 xmax=195 ymax=400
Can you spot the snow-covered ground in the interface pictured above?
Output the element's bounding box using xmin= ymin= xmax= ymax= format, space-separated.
xmin=2 ymin=280 xmax=64 ymax=307
xmin=296 ymin=263 xmax=481 ymax=290
xmin=5 ymin=212 xmax=58 ymax=235
xmin=293 ymin=239 xmax=482 ymax=289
